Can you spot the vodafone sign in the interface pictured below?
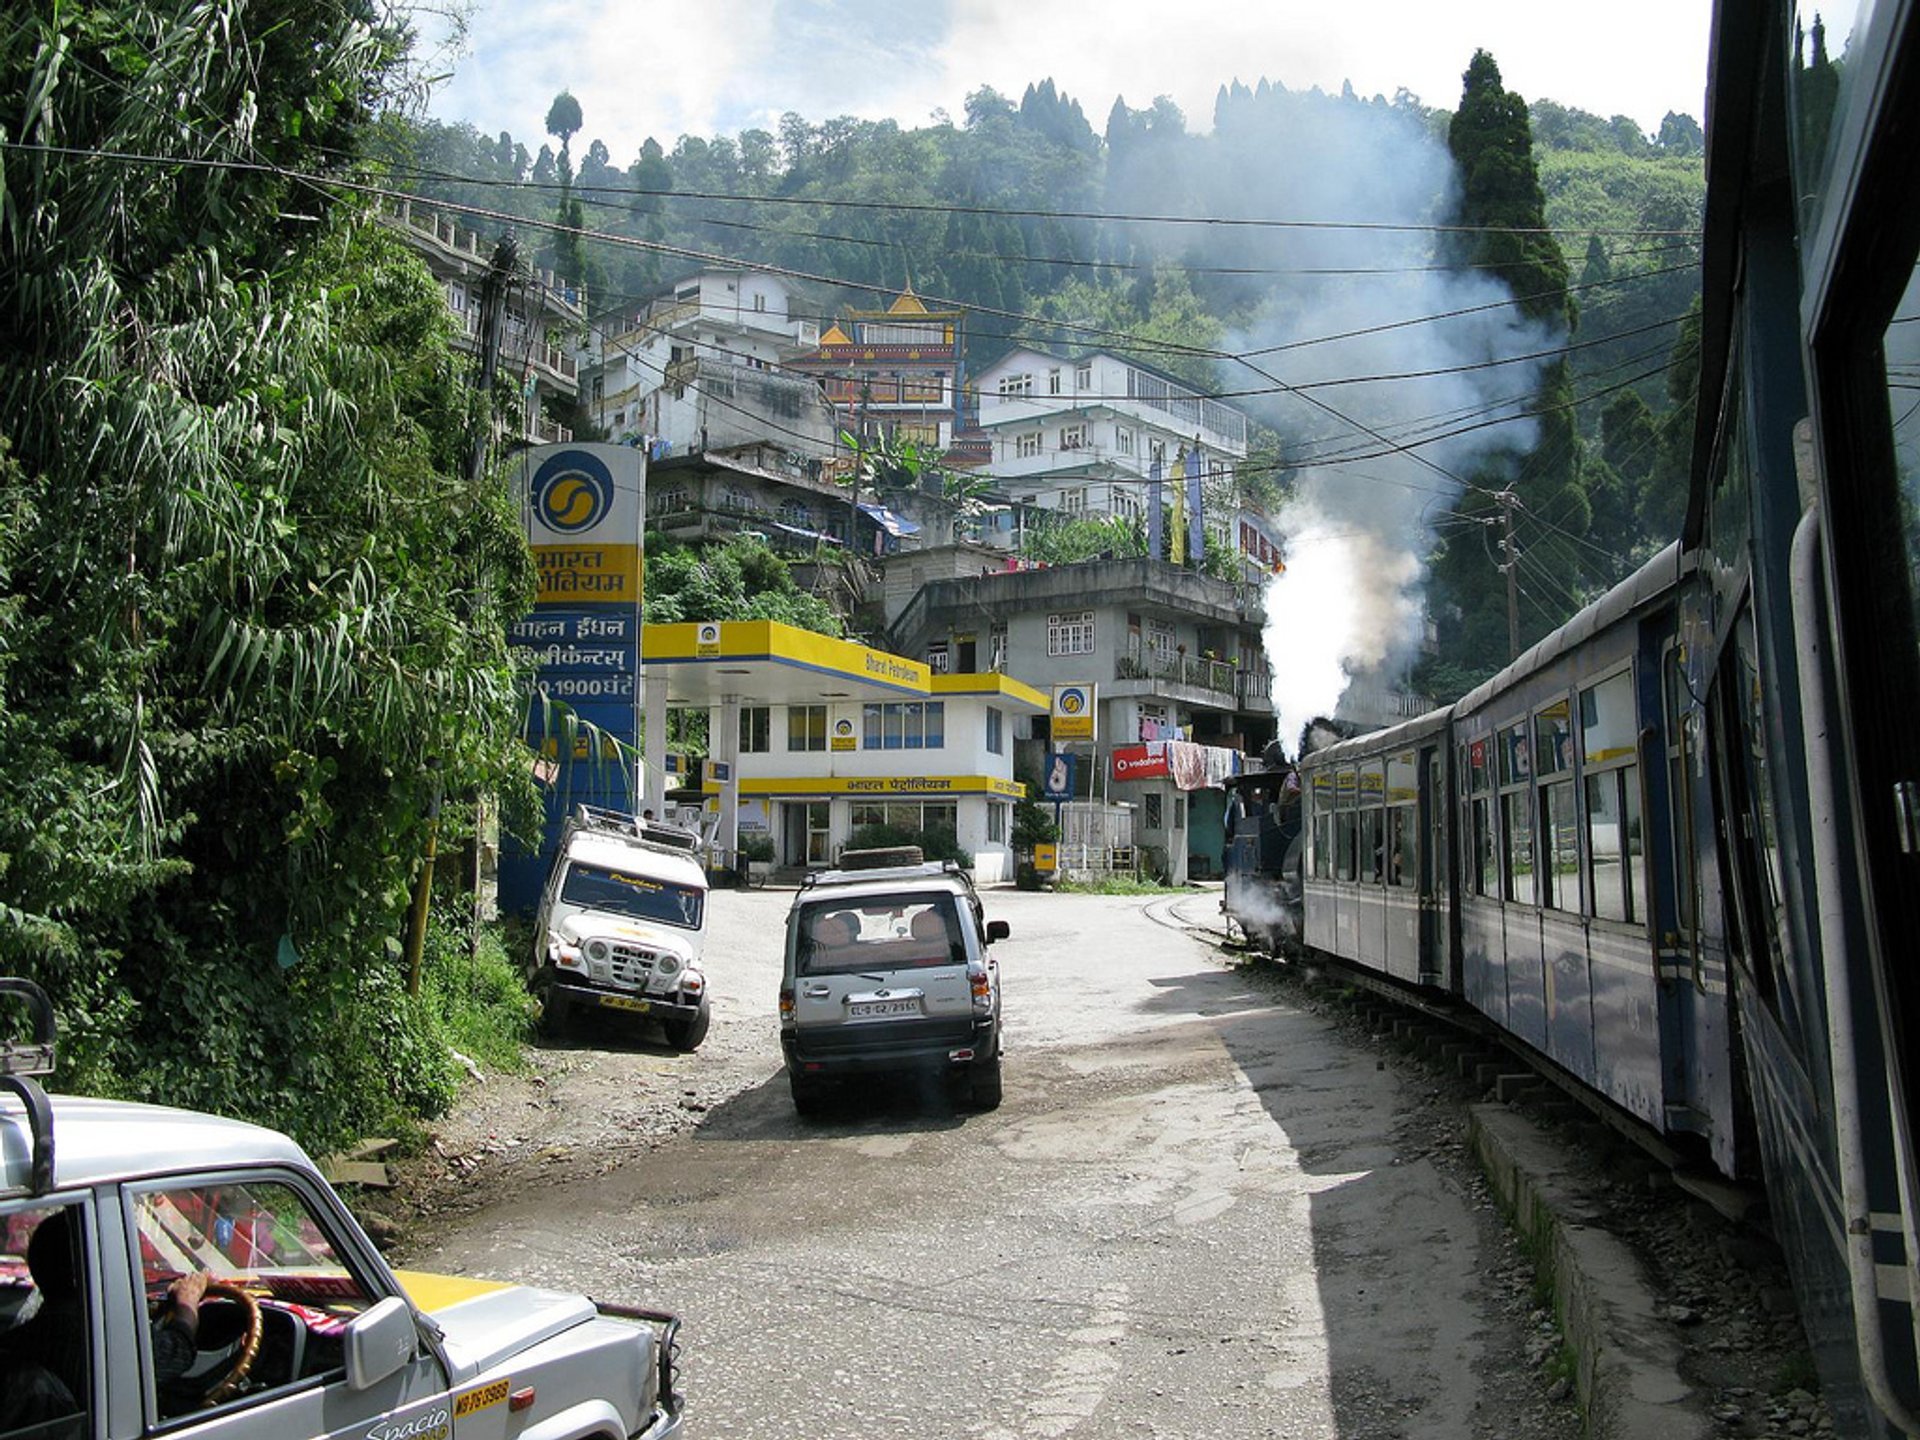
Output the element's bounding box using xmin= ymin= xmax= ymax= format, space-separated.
xmin=1110 ymin=745 xmax=1169 ymax=781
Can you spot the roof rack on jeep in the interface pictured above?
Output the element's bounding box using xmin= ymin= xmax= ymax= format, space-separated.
xmin=572 ymin=802 xmax=700 ymax=852
xmin=836 ymin=846 xmax=925 ymax=870
xmin=1 ymin=976 xmax=58 ymax=1197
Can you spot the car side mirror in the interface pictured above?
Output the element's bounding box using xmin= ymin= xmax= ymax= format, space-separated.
xmin=986 ymin=919 xmax=1010 ymax=943
xmin=344 ymin=1295 xmax=418 ymax=1390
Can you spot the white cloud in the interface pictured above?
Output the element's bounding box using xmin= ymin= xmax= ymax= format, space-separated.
xmin=418 ymin=0 xmax=1712 ymax=161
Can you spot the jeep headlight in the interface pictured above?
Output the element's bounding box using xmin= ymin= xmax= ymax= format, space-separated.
xmin=586 ymin=938 xmax=611 ymax=964
xmin=655 ymin=955 xmax=681 ymax=979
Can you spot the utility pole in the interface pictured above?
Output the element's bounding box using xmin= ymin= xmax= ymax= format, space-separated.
xmin=467 ymin=232 xmax=519 ymax=484
xmin=1498 ymin=490 xmax=1521 ymax=662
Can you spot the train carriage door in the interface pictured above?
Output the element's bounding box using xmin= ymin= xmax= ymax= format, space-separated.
xmin=1788 ymin=13 xmax=1920 ymax=1409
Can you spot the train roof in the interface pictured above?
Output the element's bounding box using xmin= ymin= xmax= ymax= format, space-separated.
xmin=1453 ymin=541 xmax=1683 ymax=720
xmin=1296 ymin=703 xmax=1452 ymax=770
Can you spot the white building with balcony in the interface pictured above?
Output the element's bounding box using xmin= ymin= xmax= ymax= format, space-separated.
xmin=972 ymin=348 xmax=1250 ymax=555
xmin=579 ymin=269 xmax=822 ymax=453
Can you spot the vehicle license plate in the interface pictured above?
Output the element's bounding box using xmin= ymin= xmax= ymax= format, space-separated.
xmin=600 ymin=995 xmax=651 ymax=1013
xmin=849 ymin=998 xmax=921 ymax=1018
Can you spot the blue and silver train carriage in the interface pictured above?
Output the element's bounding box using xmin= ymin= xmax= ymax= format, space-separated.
xmin=1232 ymin=0 xmax=1920 ymax=1426
xmin=1685 ymin=0 xmax=1920 ymax=1428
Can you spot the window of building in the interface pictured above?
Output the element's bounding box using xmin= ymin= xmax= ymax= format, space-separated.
xmin=1047 ymin=611 xmax=1094 ymax=656
xmin=987 ymin=706 xmax=1004 ymax=755
xmin=988 ymin=803 xmax=1008 ymax=843
xmin=1145 ymin=792 xmax=1163 ymax=829
xmin=851 ymin=801 xmax=959 ymax=834
xmin=788 ymin=704 xmax=827 ymax=752
xmin=1116 ymin=427 xmax=1134 ymax=456
xmin=1076 ymin=362 xmax=1093 ymax=391
xmin=862 ymin=701 xmax=945 ymax=749
xmin=1149 ymin=438 xmax=1167 ymax=465
xmin=926 ymin=642 xmax=950 ymax=673
xmin=998 ymin=373 xmax=1033 ymax=397
xmin=740 ymin=706 xmax=771 ymax=753
xmin=1060 ymin=423 xmax=1087 ymax=450
xmin=753 ymin=292 xmax=767 ymax=312
xmin=1016 ymin=432 xmax=1042 ymax=459
xmin=1113 ymin=487 xmax=1142 ymax=519
xmin=1060 ymin=487 xmax=1087 ymax=513
xmin=1048 ymin=368 xmax=1063 ymax=395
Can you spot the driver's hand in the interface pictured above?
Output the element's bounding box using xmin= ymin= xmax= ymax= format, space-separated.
xmin=169 ymin=1271 xmax=210 ymax=1329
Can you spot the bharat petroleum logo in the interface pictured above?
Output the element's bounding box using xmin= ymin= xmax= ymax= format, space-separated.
xmin=532 ymin=451 xmax=615 ymax=534
xmin=1057 ymin=687 xmax=1088 ymax=716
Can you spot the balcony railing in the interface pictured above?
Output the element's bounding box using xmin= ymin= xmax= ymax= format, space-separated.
xmin=1115 ymin=650 xmax=1240 ymax=698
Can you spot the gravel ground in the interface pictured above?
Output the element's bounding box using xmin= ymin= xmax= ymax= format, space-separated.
xmin=371 ymin=884 xmax=1824 ymax=1438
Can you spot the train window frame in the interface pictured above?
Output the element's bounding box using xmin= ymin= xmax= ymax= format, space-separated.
xmin=1356 ymin=760 xmax=1385 ymax=884
xmin=1335 ymin=768 xmax=1358 ymax=882
xmin=1496 ymin=719 xmax=1536 ymax=905
xmin=1309 ymin=772 xmax=1333 ymax=881
xmin=1579 ymin=668 xmax=1643 ymax=926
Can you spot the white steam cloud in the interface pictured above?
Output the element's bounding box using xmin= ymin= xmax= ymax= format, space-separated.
xmin=1151 ymin=85 xmax=1562 ymax=755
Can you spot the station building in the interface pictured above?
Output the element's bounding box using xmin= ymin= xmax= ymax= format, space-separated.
xmin=641 ymin=620 xmax=1046 ymax=884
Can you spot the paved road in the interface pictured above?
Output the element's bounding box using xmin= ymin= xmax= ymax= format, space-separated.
xmin=409 ymin=886 xmax=1567 ymax=1439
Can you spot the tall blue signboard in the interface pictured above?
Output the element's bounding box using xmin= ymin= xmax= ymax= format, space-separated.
xmin=499 ymin=444 xmax=646 ymax=915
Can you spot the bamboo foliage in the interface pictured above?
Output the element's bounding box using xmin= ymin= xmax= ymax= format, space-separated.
xmin=0 ymin=1 xmax=539 ymax=1145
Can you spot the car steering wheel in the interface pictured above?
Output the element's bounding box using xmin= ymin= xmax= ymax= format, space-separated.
xmin=199 ymin=1281 xmax=264 ymax=1404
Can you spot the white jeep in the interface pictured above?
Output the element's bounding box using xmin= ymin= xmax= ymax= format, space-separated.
xmin=0 ymin=978 xmax=682 ymax=1440
xmin=530 ymin=806 xmax=712 ymax=1050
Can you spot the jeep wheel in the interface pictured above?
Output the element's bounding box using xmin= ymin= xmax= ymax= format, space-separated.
xmin=539 ymin=988 xmax=571 ymax=1040
xmin=969 ymin=1053 xmax=1003 ymax=1111
xmin=789 ymin=1073 xmax=830 ymax=1118
xmin=664 ymin=999 xmax=711 ymax=1053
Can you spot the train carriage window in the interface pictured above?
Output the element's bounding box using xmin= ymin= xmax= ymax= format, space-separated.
xmin=1540 ymin=779 xmax=1580 ymax=911
xmin=1473 ymin=796 xmax=1495 ymax=895
xmin=1534 ymin=700 xmax=1573 ymax=775
xmin=1502 ymin=789 xmax=1535 ymax=904
xmin=1888 ymin=260 xmax=1920 ymax=651
xmin=1580 ymin=672 xmax=1636 ymax=765
xmin=1663 ymin=649 xmax=1698 ymax=935
xmin=1469 ymin=737 xmax=1492 ymax=793
xmin=1357 ymin=762 xmax=1384 ymax=883
xmin=1310 ymin=773 xmax=1333 ymax=879
xmin=1335 ymin=769 xmax=1358 ymax=882
xmin=1499 ymin=723 xmax=1531 ymax=785
xmin=1389 ymin=805 xmax=1417 ymax=888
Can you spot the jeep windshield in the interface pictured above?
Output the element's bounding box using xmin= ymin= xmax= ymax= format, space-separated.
xmin=797 ymin=893 xmax=963 ymax=975
xmin=562 ymin=862 xmax=705 ymax=929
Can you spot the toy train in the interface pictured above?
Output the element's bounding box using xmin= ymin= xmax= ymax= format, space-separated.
xmin=1227 ymin=1 xmax=1920 ymax=1431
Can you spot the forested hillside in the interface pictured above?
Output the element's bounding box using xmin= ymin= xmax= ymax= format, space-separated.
xmin=382 ymin=66 xmax=1704 ymax=689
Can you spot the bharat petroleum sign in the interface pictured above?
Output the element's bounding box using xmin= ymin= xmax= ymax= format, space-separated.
xmin=521 ymin=445 xmax=644 ymax=604
xmin=1051 ymin=683 xmax=1095 ymax=741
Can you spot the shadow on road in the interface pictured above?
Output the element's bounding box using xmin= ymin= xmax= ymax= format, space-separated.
xmin=693 ymin=1067 xmax=972 ymax=1141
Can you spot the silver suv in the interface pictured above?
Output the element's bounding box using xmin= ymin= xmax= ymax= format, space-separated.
xmin=779 ymin=849 xmax=1009 ymax=1116
xmin=0 ymin=978 xmax=682 ymax=1440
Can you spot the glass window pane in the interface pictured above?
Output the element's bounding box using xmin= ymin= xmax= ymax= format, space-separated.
xmin=1623 ymin=768 xmax=1644 ymax=925
xmin=1886 ymin=258 xmax=1920 ymax=643
xmin=1390 ymin=807 xmax=1417 ymax=888
xmin=1500 ymin=724 xmax=1532 ymax=786
xmin=1587 ymin=772 xmax=1629 ymax=922
xmin=1541 ymin=780 xmax=1580 ymax=911
xmin=1385 ymin=750 xmax=1417 ymax=803
xmin=1580 ymin=671 xmax=1637 ymax=765
xmin=1473 ymin=798 xmax=1495 ymax=895
xmin=1357 ymin=808 xmax=1381 ymax=883
xmin=1469 ymin=737 xmax=1492 ymax=794
xmin=1503 ymin=790 xmax=1535 ymax=903
xmin=924 ymin=702 xmax=944 ymax=749
xmin=863 ymin=703 xmax=881 ymax=748
xmin=1534 ymin=700 xmax=1573 ymax=776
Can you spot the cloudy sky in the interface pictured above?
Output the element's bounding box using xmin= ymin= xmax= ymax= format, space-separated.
xmin=415 ymin=0 xmax=1714 ymax=166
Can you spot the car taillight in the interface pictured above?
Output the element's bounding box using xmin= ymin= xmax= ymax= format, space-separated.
xmin=969 ymin=966 xmax=991 ymax=1003
xmin=779 ymin=986 xmax=795 ymax=1022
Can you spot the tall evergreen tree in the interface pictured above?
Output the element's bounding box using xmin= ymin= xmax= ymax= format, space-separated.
xmin=1427 ymin=50 xmax=1590 ymax=684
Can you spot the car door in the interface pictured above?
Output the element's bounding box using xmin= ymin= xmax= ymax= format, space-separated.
xmin=113 ymin=1170 xmax=452 ymax=1440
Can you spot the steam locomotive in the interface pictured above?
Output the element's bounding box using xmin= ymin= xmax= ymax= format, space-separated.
xmin=1227 ymin=1 xmax=1920 ymax=1431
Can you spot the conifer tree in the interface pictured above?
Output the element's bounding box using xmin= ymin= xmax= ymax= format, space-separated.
xmin=1426 ymin=50 xmax=1591 ymax=685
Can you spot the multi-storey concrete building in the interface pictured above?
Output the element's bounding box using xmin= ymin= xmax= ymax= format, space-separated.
xmin=789 ymin=289 xmax=970 ymax=455
xmin=971 ymin=348 xmax=1249 ymax=552
xmin=385 ymin=198 xmax=584 ymax=447
xmin=578 ymin=269 xmax=826 ymax=454
xmin=882 ymin=553 xmax=1275 ymax=883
